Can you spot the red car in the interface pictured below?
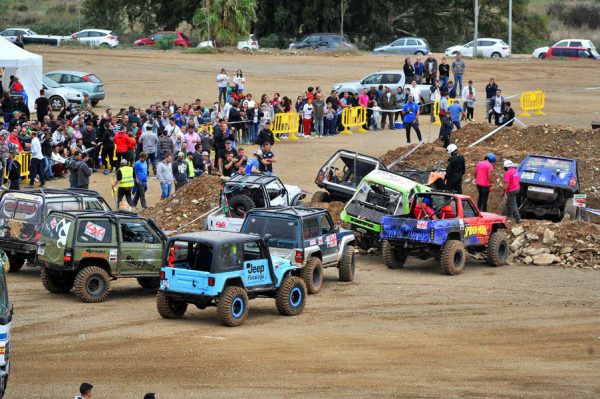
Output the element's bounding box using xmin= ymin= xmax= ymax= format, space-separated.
xmin=133 ymin=31 xmax=191 ymax=47
xmin=546 ymin=46 xmax=599 ymax=60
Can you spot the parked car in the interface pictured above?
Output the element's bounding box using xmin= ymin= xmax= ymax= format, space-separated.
xmin=445 ymin=38 xmax=511 ymax=58
xmin=133 ymin=31 xmax=191 ymax=47
xmin=0 ymin=27 xmax=62 ymax=45
xmin=289 ymin=33 xmax=357 ymax=52
xmin=67 ymin=29 xmax=119 ymax=48
xmin=237 ymin=34 xmax=259 ymax=51
xmin=545 ymin=46 xmax=599 ymax=60
xmin=42 ymin=76 xmax=85 ymax=111
xmin=45 ymin=70 xmax=105 ymax=105
xmin=532 ymin=39 xmax=596 ymax=59
xmin=373 ymin=37 xmax=430 ymax=55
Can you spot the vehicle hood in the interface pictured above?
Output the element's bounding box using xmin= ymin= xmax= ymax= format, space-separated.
xmin=284 ymin=184 xmax=304 ymax=198
xmin=50 ymin=85 xmax=84 ymax=98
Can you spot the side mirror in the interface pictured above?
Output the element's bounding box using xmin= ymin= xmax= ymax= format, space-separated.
xmin=263 ymin=234 xmax=272 ymax=243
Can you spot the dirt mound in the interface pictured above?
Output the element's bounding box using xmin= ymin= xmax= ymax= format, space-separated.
xmin=310 ymin=198 xmax=350 ymax=229
xmin=509 ymin=219 xmax=600 ymax=269
xmin=140 ymin=175 xmax=223 ymax=233
xmin=381 ymin=123 xmax=600 ymax=212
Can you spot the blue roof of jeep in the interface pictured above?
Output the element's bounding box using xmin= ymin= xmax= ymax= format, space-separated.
xmin=247 ymin=206 xmax=327 ymax=218
xmin=169 ymin=231 xmax=260 ymax=245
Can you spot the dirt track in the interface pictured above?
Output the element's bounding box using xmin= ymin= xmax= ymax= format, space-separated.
xmin=7 ymin=48 xmax=600 ymax=398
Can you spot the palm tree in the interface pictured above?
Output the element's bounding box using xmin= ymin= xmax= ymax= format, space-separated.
xmin=193 ymin=0 xmax=257 ymax=46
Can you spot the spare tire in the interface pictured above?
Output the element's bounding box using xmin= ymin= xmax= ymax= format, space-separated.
xmin=229 ymin=194 xmax=256 ymax=218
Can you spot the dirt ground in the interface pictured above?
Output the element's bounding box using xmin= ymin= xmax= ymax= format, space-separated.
xmin=6 ymin=48 xmax=600 ymax=398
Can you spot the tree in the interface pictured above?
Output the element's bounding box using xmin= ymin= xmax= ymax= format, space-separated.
xmin=192 ymin=0 xmax=257 ymax=45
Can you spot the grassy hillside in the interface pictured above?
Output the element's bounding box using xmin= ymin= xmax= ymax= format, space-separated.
xmin=529 ymin=0 xmax=600 ymax=45
xmin=0 ymin=0 xmax=83 ymax=35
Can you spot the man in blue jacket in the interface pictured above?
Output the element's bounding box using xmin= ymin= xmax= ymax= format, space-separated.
xmin=132 ymin=152 xmax=148 ymax=209
xmin=401 ymin=95 xmax=422 ymax=144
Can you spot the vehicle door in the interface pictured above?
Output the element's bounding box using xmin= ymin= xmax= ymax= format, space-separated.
xmin=391 ymin=39 xmax=405 ymax=54
xmin=1 ymin=30 xmax=16 ymax=42
xmin=37 ymin=213 xmax=75 ymax=265
xmin=302 ymin=216 xmax=324 ymax=258
xmin=265 ymin=179 xmax=288 ymax=206
xmin=460 ymin=199 xmax=489 ymax=245
xmin=405 ymin=38 xmax=418 ymax=54
xmin=77 ymin=30 xmax=90 ymax=45
xmin=243 ymin=240 xmax=273 ymax=288
xmin=87 ymin=31 xmax=101 ymax=46
xmin=318 ymin=213 xmax=338 ymax=264
xmin=117 ymin=219 xmax=163 ymax=275
xmin=361 ymin=73 xmax=383 ymax=90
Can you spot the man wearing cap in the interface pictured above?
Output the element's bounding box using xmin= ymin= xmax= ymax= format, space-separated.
xmin=201 ymin=151 xmax=213 ymax=175
xmin=75 ymin=382 xmax=94 ymax=399
xmin=245 ymin=149 xmax=262 ymax=174
xmin=445 ymin=144 xmax=465 ymax=194
xmin=172 ymin=152 xmax=189 ymax=190
xmin=113 ymin=159 xmax=136 ymax=207
xmin=502 ymin=160 xmax=521 ymax=223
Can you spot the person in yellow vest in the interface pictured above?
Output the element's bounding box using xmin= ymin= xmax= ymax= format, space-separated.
xmin=186 ymin=152 xmax=195 ymax=180
xmin=113 ymin=159 xmax=136 ymax=207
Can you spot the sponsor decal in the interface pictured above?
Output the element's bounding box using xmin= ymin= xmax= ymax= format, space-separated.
xmin=574 ymin=194 xmax=586 ymax=208
xmin=317 ymin=237 xmax=324 ymax=245
xmin=84 ymin=222 xmax=106 ymax=241
xmin=309 ymin=239 xmax=317 ymax=246
xmin=464 ymin=225 xmax=487 ymax=237
xmin=325 ymin=234 xmax=337 ymax=248
xmin=109 ymin=249 xmax=118 ymax=262
xmin=215 ymin=221 xmax=226 ymax=228
xmin=81 ymin=249 xmax=109 ymax=259
xmin=416 ymin=221 xmax=428 ymax=230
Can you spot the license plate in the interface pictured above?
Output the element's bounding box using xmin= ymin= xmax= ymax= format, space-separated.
xmin=37 ymin=246 xmax=45 ymax=256
xmin=521 ymin=172 xmax=535 ymax=180
xmin=528 ymin=186 xmax=554 ymax=194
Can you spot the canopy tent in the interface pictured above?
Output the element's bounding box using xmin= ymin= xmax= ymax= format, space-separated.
xmin=0 ymin=36 xmax=43 ymax=113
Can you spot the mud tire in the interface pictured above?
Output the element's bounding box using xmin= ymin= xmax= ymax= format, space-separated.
xmin=137 ymin=277 xmax=160 ymax=290
xmin=382 ymin=240 xmax=407 ymax=269
xmin=276 ymin=276 xmax=306 ymax=316
xmin=311 ymin=191 xmax=330 ymax=205
xmin=301 ymin=257 xmax=323 ymax=294
xmin=73 ymin=266 xmax=111 ymax=303
xmin=440 ymin=240 xmax=466 ymax=275
xmin=487 ymin=232 xmax=510 ymax=267
xmin=217 ymin=286 xmax=249 ymax=327
xmin=157 ymin=290 xmax=188 ymax=319
xmin=338 ymin=245 xmax=356 ymax=282
xmin=228 ymin=194 xmax=256 ymax=218
xmin=41 ymin=269 xmax=74 ymax=293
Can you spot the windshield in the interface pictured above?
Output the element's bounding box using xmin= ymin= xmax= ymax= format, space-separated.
xmin=0 ymin=268 xmax=9 ymax=318
xmin=0 ymin=197 xmax=42 ymax=223
xmin=43 ymin=76 xmax=60 ymax=88
xmin=354 ymin=181 xmax=403 ymax=214
xmin=522 ymin=157 xmax=573 ymax=173
xmin=243 ymin=217 xmax=299 ymax=249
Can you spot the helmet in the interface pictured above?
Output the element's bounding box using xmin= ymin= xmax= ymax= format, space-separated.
xmin=423 ymin=197 xmax=432 ymax=206
xmin=447 ymin=144 xmax=458 ymax=154
xmin=503 ymin=160 xmax=515 ymax=168
xmin=486 ymin=152 xmax=497 ymax=163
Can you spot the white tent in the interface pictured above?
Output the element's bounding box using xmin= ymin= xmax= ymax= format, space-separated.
xmin=0 ymin=36 xmax=43 ymax=113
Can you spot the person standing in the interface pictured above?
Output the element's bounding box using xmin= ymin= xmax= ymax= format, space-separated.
xmin=484 ymin=77 xmax=498 ymax=117
xmin=68 ymin=150 xmax=82 ymax=188
xmin=301 ymin=97 xmax=314 ymax=138
xmin=413 ymin=57 xmax=424 ymax=84
xmin=114 ymin=159 xmax=135 ymax=207
xmin=438 ymin=113 xmax=453 ymax=148
xmin=259 ymin=142 xmax=276 ymax=175
xmin=157 ymin=130 xmax=174 ymax=162
xmin=461 ymin=80 xmax=476 ymax=121
xmin=424 ymin=53 xmax=438 ymax=85
xmin=233 ymin=69 xmax=245 ymax=93
xmin=445 ymin=144 xmax=465 ymax=193
xmin=448 ymin=99 xmax=466 ymax=130
xmin=172 ymin=152 xmax=189 ymax=190
xmin=451 ymin=52 xmax=466 ymax=93
xmin=28 ymin=131 xmax=45 ymax=188
xmin=75 ymin=382 xmax=94 ymax=399
xmin=403 ymin=58 xmax=415 ymax=85
xmin=381 ymin=87 xmax=397 ymax=130
xmin=488 ymin=90 xmax=505 ymax=125
xmin=313 ymin=93 xmax=326 ymax=137
xmin=82 ymin=122 xmax=97 ymax=170
xmin=77 ymin=153 xmax=93 ymax=189
xmin=132 ymin=152 xmax=148 ymax=209
xmin=157 ymin=154 xmax=174 ymax=199
xmin=6 ymin=150 xmax=21 ymax=190
xmin=474 ymin=153 xmax=497 ymax=212
xmin=438 ymin=57 xmax=450 ymax=88
xmin=34 ymin=89 xmax=50 ymax=122
xmin=401 ymin=95 xmax=422 ymax=143
xmin=216 ymin=68 xmax=229 ymax=104
xmin=139 ymin=124 xmax=158 ymax=175
xmin=502 ymin=160 xmax=521 ymax=223
xmin=429 ymin=80 xmax=442 ymax=122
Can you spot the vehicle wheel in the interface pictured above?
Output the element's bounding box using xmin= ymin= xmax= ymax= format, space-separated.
xmin=73 ymin=266 xmax=111 ymax=303
xmin=276 ymin=276 xmax=306 ymax=316
xmin=382 ymin=240 xmax=407 ymax=269
xmin=539 ymin=53 xmax=546 ymax=60
xmin=487 ymin=231 xmax=509 ymax=267
xmin=338 ymin=245 xmax=356 ymax=282
xmin=7 ymin=255 xmax=25 ymax=273
xmin=217 ymin=286 xmax=249 ymax=327
xmin=491 ymin=52 xmax=501 ymax=59
xmin=228 ymin=194 xmax=255 ymax=218
xmin=49 ymin=96 xmax=65 ymax=111
xmin=563 ymin=198 xmax=579 ymax=220
xmin=137 ymin=277 xmax=160 ymax=290
xmin=156 ymin=290 xmax=188 ymax=319
xmin=440 ymin=240 xmax=466 ymax=275
xmin=415 ymin=51 xmax=424 ymax=56
xmin=301 ymin=257 xmax=323 ymax=294
xmin=41 ymin=269 xmax=74 ymax=293
xmin=100 ymin=43 xmax=110 ymax=48
xmin=311 ymin=191 xmax=330 ymax=205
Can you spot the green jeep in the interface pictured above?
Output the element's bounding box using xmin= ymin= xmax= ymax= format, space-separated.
xmin=36 ymin=210 xmax=167 ymax=303
xmin=340 ymin=169 xmax=431 ymax=249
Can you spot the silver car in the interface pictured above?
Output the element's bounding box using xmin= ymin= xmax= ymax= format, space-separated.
xmin=374 ymin=37 xmax=430 ymax=55
xmin=44 ymin=70 xmax=105 ymax=105
xmin=332 ymin=70 xmax=405 ymax=94
xmin=42 ymin=76 xmax=85 ymax=111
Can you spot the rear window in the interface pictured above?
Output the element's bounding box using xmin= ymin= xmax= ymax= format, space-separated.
xmin=243 ymin=216 xmax=299 ymax=249
xmin=0 ymin=197 xmax=41 ymax=222
xmin=522 ymin=157 xmax=573 ymax=173
xmin=76 ymin=220 xmax=112 ymax=243
xmin=41 ymin=214 xmax=74 ymax=244
xmin=86 ymin=74 xmax=102 ymax=83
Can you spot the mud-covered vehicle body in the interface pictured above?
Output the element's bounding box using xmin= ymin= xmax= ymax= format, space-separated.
xmin=341 ymin=169 xmax=431 ymax=249
xmin=380 ymin=192 xmax=509 ymax=275
xmin=517 ymin=155 xmax=580 ymax=220
xmin=240 ymin=206 xmax=356 ymax=294
xmin=206 ymin=174 xmax=306 ymax=233
xmin=313 ymin=150 xmax=386 ymax=203
xmin=0 ymin=251 xmax=13 ymax=398
xmin=157 ymin=231 xmax=306 ymax=326
xmin=36 ymin=210 xmax=166 ymax=302
xmin=0 ymin=189 xmax=111 ymax=272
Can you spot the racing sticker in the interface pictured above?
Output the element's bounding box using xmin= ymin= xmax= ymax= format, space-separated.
xmin=84 ymin=222 xmax=106 ymax=241
xmin=416 ymin=221 xmax=428 ymax=229
xmin=317 ymin=237 xmax=324 ymax=245
xmin=109 ymin=249 xmax=118 ymax=262
xmin=309 ymin=239 xmax=317 ymax=246
xmin=325 ymin=234 xmax=337 ymax=248
xmin=459 ymin=219 xmax=465 ymax=231
xmin=464 ymin=225 xmax=487 ymax=237
xmin=49 ymin=217 xmax=58 ymax=231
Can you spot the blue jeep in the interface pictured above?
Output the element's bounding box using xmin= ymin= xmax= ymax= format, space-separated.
xmin=157 ymin=231 xmax=307 ymax=327
xmin=517 ymin=155 xmax=580 ymax=220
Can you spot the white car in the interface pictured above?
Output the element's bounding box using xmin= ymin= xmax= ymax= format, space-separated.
xmin=42 ymin=76 xmax=85 ymax=111
xmin=67 ymin=29 xmax=119 ymax=48
xmin=532 ymin=39 xmax=596 ymax=59
xmin=445 ymin=38 xmax=511 ymax=58
xmin=0 ymin=27 xmax=62 ymax=45
xmin=237 ymin=34 xmax=259 ymax=51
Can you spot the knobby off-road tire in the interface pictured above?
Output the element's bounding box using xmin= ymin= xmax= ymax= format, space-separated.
xmin=338 ymin=245 xmax=356 ymax=282
xmin=156 ymin=291 xmax=188 ymax=319
xmin=137 ymin=277 xmax=160 ymax=290
xmin=440 ymin=240 xmax=466 ymax=275
xmin=7 ymin=255 xmax=25 ymax=273
xmin=41 ymin=269 xmax=74 ymax=294
xmin=73 ymin=266 xmax=111 ymax=303
xmin=301 ymin=257 xmax=323 ymax=294
xmin=382 ymin=240 xmax=407 ymax=269
xmin=217 ymin=286 xmax=249 ymax=327
xmin=311 ymin=191 xmax=330 ymax=205
xmin=487 ymin=231 xmax=510 ymax=267
xmin=563 ymin=198 xmax=579 ymax=221
xmin=276 ymin=276 xmax=306 ymax=316
xmin=228 ymin=195 xmax=256 ymax=218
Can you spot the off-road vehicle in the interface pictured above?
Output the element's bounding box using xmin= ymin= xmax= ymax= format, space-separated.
xmin=0 ymin=250 xmax=13 ymax=398
xmin=517 ymin=155 xmax=580 ymax=221
xmin=240 ymin=206 xmax=356 ymax=294
xmin=380 ymin=192 xmax=509 ymax=275
xmin=157 ymin=231 xmax=306 ymax=327
xmin=205 ymin=174 xmax=305 ymax=232
xmin=0 ymin=189 xmax=111 ymax=272
xmin=36 ymin=210 xmax=166 ymax=303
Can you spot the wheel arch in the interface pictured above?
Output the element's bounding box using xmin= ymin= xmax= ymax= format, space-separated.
xmin=77 ymin=258 xmax=112 ymax=277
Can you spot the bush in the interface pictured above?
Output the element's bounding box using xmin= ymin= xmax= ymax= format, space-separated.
xmin=155 ymin=34 xmax=176 ymax=50
xmin=259 ymin=33 xmax=283 ymax=49
xmin=183 ymin=47 xmax=218 ymax=54
xmin=548 ymin=1 xmax=600 ymax=29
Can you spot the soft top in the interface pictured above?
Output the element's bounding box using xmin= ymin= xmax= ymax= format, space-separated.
xmin=246 ymin=206 xmax=327 ymax=218
xmin=169 ymin=231 xmax=260 ymax=245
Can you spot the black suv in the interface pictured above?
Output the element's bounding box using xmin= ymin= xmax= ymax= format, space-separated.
xmin=0 ymin=189 xmax=111 ymax=272
xmin=289 ymin=33 xmax=357 ymax=51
